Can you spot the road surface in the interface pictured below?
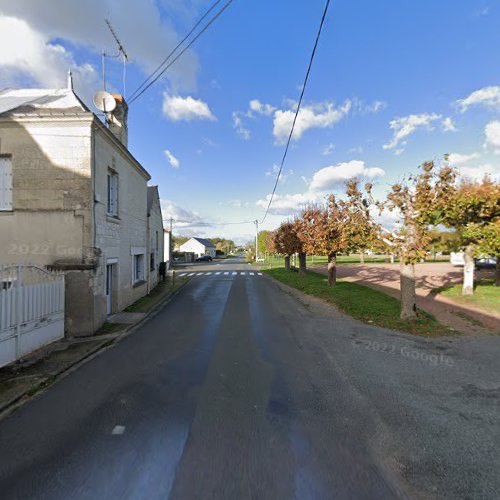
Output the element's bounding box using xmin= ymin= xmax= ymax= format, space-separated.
xmin=0 ymin=256 xmax=499 ymax=499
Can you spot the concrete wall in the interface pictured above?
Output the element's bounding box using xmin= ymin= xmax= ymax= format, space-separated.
xmin=179 ymin=239 xmax=215 ymax=257
xmin=0 ymin=119 xmax=93 ymax=266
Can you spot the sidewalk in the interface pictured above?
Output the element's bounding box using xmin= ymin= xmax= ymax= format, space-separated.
xmin=311 ymin=263 xmax=499 ymax=335
xmin=0 ymin=278 xmax=189 ymax=419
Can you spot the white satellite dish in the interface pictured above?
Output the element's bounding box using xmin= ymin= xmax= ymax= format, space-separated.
xmin=93 ymin=91 xmax=116 ymax=113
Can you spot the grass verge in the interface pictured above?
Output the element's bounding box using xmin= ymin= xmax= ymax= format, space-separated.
xmin=264 ymin=268 xmax=453 ymax=336
xmin=437 ymin=279 xmax=499 ymax=314
xmin=124 ymin=278 xmax=188 ymax=313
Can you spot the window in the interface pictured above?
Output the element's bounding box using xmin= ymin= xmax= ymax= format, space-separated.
xmin=150 ymin=251 xmax=155 ymax=271
xmin=156 ymin=231 xmax=159 ymax=251
xmin=133 ymin=254 xmax=145 ymax=283
xmin=107 ymin=170 xmax=119 ymax=216
xmin=0 ymin=155 xmax=12 ymax=211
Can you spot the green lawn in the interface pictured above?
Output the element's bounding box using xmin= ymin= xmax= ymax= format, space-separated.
xmin=261 ymin=254 xmax=448 ymax=266
xmin=264 ymin=268 xmax=453 ymax=336
xmin=438 ymin=279 xmax=500 ymax=314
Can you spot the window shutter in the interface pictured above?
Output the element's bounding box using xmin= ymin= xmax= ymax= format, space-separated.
xmin=0 ymin=157 xmax=12 ymax=211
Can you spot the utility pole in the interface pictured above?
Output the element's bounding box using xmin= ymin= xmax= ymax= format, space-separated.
xmin=254 ymin=219 xmax=259 ymax=262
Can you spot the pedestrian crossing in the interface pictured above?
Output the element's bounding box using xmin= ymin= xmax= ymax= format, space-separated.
xmin=179 ymin=271 xmax=263 ymax=278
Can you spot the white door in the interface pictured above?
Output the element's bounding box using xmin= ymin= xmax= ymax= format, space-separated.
xmin=106 ymin=264 xmax=113 ymax=315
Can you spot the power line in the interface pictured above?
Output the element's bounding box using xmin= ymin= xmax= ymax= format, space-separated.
xmin=163 ymin=218 xmax=255 ymax=227
xmin=129 ymin=0 xmax=234 ymax=105
xmin=128 ymin=0 xmax=222 ymax=102
xmin=260 ymin=0 xmax=331 ymax=224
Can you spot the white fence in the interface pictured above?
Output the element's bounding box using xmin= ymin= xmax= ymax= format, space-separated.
xmin=0 ymin=264 xmax=65 ymax=368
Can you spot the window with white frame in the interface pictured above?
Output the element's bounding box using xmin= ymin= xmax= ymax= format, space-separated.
xmin=0 ymin=155 xmax=13 ymax=211
xmin=133 ymin=253 xmax=145 ymax=283
xmin=107 ymin=169 xmax=119 ymax=216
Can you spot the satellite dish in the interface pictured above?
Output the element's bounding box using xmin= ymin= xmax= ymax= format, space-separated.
xmin=93 ymin=91 xmax=116 ymax=113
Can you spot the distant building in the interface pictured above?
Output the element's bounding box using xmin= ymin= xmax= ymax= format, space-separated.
xmin=179 ymin=237 xmax=216 ymax=258
xmin=0 ymin=80 xmax=164 ymax=336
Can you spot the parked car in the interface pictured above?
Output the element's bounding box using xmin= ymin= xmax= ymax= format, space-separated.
xmin=196 ymin=255 xmax=213 ymax=262
xmin=475 ymin=257 xmax=497 ymax=270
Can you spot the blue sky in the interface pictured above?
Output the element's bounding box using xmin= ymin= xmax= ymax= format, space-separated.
xmin=1 ymin=0 xmax=499 ymax=243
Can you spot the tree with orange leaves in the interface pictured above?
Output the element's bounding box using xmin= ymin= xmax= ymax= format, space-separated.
xmin=273 ymin=221 xmax=302 ymax=271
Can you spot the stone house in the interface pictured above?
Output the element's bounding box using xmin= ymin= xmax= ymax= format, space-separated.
xmin=179 ymin=237 xmax=216 ymax=258
xmin=0 ymin=80 xmax=164 ymax=336
xmin=146 ymin=185 xmax=164 ymax=292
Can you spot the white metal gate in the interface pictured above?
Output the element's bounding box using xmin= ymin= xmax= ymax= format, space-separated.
xmin=0 ymin=265 xmax=65 ymax=368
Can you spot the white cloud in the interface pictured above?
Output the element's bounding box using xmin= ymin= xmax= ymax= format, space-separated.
xmin=457 ymin=86 xmax=500 ymax=112
xmin=383 ymin=113 xmax=441 ymax=151
xmin=273 ymin=100 xmax=352 ymax=143
xmin=309 ymin=160 xmax=384 ymax=192
xmin=228 ymin=199 xmax=242 ymax=208
xmin=447 ymin=152 xmax=480 ymax=165
xmin=0 ymin=0 xmax=199 ymax=98
xmin=442 ymin=117 xmax=458 ymax=132
xmin=256 ymin=160 xmax=385 ymax=216
xmin=458 ymin=163 xmax=500 ymax=181
xmin=249 ymin=99 xmax=276 ymax=116
xmin=484 ymin=120 xmax=500 ymax=152
xmin=256 ymin=192 xmax=319 ymax=216
xmin=265 ymin=164 xmax=293 ymax=183
xmin=160 ymin=199 xmax=213 ymax=228
xmin=0 ymin=16 xmax=98 ymax=102
xmin=164 ymin=149 xmax=180 ymax=168
xmin=162 ymin=93 xmax=215 ymax=122
xmin=322 ymin=143 xmax=335 ymax=156
xmin=232 ymin=112 xmax=250 ymax=140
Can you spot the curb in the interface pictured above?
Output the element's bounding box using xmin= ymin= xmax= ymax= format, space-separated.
xmin=0 ymin=279 xmax=190 ymax=421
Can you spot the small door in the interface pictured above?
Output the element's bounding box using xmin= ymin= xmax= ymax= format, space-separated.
xmin=106 ymin=264 xmax=113 ymax=315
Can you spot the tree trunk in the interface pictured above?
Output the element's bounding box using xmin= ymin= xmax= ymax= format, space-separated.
xmin=390 ymin=254 xmax=395 ymax=264
xmin=298 ymin=252 xmax=307 ymax=274
xmin=400 ymin=261 xmax=417 ymax=320
xmin=284 ymin=255 xmax=291 ymax=271
xmin=327 ymin=253 xmax=337 ymax=286
xmin=360 ymin=252 xmax=365 ymax=264
xmin=496 ymin=256 xmax=500 ymax=287
xmin=462 ymin=245 xmax=474 ymax=295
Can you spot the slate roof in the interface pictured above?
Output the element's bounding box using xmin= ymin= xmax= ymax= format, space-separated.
xmin=191 ymin=237 xmax=216 ymax=248
xmin=0 ymin=88 xmax=90 ymax=117
xmin=147 ymin=185 xmax=159 ymax=216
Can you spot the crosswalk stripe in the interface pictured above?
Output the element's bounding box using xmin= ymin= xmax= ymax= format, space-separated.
xmin=188 ymin=273 xmax=195 ymax=276
xmin=232 ymin=272 xmax=237 ymax=275
xmin=197 ymin=272 xmax=204 ymax=276
xmin=215 ymin=272 xmax=221 ymax=275
xmin=240 ymin=272 xmax=246 ymax=276
xmin=249 ymin=272 xmax=254 ymax=276
xmin=206 ymin=272 xmax=212 ymax=275
xmin=224 ymin=272 xmax=229 ymax=275
xmin=179 ymin=273 xmax=187 ymax=277
xmin=258 ymin=272 xmax=263 ymax=276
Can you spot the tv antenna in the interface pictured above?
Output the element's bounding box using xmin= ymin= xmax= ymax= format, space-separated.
xmin=101 ymin=18 xmax=129 ymax=96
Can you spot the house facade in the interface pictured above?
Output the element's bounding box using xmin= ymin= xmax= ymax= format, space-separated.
xmin=0 ymin=83 xmax=163 ymax=336
xmin=179 ymin=237 xmax=216 ymax=258
xmin=146 ymin=185 xmax=164 ymax=291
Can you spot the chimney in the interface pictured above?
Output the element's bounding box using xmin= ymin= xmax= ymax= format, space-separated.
xmin=108 ymin=94 xmax=128 ymax=147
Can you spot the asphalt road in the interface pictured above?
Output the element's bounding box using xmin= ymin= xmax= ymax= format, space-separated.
xmin=0 ymin=256 xmax=499 ymax=499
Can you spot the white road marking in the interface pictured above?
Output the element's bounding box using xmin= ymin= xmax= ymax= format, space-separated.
xmin=112 ymin=425 xmax=126 ymax=435
xmin=232 ymin=272 xmax=237 ymax=275
xmin=179 ymin=273 xmax=187 ymax=277
xmin=205 ymin=272 xmax=212 ymax=275
xmin=240 ymin=272 xmax=246 ymax=276
xmin=215 ymin=272 xmax=221 ymax=275
xmin=188 ymin=273 xmax=195 ymax=276
xmin=224 ymin=272 xmax=229 ymax=275
xmin=197 ymin=272 xmax=204 ymax=276
xmin=249 ymin=272 xmax=255 ymax=276
xmin=258 ymin=272 xmax=263 ymax=276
